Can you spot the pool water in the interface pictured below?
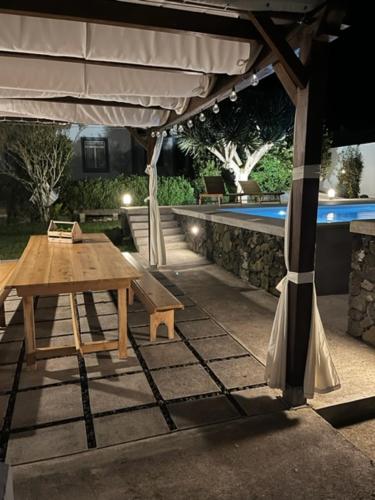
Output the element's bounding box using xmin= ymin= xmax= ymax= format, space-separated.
xmin=221 ymin=203 xmax=375 ymax=224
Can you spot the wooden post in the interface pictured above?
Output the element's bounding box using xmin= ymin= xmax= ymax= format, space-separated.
xmin=283 ymin=38 xmax=329 ymax=405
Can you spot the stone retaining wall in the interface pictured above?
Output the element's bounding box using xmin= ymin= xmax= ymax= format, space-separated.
xmin=176 ymin=214 xmax=285 ymax=295
xmin=348 ymin=233 xmax=375 ymax=346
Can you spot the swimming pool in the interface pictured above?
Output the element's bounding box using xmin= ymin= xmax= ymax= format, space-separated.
xmin=221 ymin=203 xmax=375 ymax=224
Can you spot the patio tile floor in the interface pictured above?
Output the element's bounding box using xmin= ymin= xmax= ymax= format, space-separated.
xmin=0 ymin=276 xmax=272 ymax=466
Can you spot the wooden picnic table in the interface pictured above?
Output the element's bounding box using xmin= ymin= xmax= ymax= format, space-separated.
xmin=7 ymin=233 xmax=141 ymax=368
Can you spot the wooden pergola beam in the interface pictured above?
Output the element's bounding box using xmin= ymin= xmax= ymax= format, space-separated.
xmin=0 ymin=0 xmax=262 ymax=43
xmin=248 ymin=12 xmax=308 ymax=89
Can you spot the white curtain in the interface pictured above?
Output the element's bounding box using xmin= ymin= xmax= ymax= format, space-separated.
xmin=145 ymin=136 xmax=166 ymax=267
xmin=265 ymin=190 xmax=340 ymax=399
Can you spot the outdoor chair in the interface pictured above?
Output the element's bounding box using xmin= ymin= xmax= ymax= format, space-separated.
xmin=239 ymin=180 xmax=284 ymax=204
xmin=199 ymin=176 xmax=242 ymax=205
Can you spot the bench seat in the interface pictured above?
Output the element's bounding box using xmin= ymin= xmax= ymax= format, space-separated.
xmin=124 ymin=253 xmax=183 ymax=341
xmin=0 ymin=261 xmax=18 ymax=327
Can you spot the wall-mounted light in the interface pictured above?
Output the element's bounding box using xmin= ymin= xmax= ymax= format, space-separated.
xmin=190 ymin=225 xmax=200 ymax=236
xmin=327 ymin=188 xmax=336 ymax=199
xmin=122 ymin=193 xmax=132 ymax=206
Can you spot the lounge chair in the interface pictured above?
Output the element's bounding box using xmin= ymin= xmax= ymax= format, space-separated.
xmin=239 ymin=180 xmax=284 ymax=204
xmin=199 ymin=176 xmax=242 ymax=205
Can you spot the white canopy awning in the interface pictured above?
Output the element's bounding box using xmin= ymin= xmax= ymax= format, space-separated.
xmin=0 ymin=99 xmax=170 ymax=127
xmin=0 ymin=13 xmax=257 ymax=75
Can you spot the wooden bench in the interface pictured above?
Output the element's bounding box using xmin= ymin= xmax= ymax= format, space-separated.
xmin=124 ymin=253 xmax=183 ymax=341
xmin=0 ymin=261 xmax=18 ymax=327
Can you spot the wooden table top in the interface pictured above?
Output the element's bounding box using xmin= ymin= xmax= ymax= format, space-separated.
xmin=8 ymin=233 xmax=141 ymax=296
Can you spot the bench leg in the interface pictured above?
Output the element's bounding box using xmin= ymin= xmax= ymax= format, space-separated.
xmin=118 ymin=288 xmax=128 ymax=358
xmin=128 ymin=287 xmax=134 ymax=305
xmin=150 ymin=310 xmax=175 ymax=341
xmin=23 ymin=296 xmax=37 ymax=369
xmin=0 ymin=303 xmax=5 ymax=327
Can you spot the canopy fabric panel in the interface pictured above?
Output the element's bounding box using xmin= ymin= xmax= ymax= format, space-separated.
xmin=0 ymin=13 xmax=257 ymax=75
xmin=0 ymin=99 xmax=170 ymax=127
xmin=0 ymin=90 xmax=189 ymax=115
xmin=0 ymin=55 xmax=213 ymax=100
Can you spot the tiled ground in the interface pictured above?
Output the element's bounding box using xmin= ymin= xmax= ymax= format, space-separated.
xmin=0 ymin=274 xmax=285 ymax=466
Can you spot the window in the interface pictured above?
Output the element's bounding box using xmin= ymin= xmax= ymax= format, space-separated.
xmin=81 ymin=138 xmax=109 ymax=173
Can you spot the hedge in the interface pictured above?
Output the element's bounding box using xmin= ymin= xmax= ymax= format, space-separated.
xmin=60 ymin=175 xmax=195 ymax=213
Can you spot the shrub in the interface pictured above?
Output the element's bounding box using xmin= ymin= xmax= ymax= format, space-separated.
xmin=337 ymin=146 xmax=364 ymax=198
xmin=251 ymin=146 xmax=293 ymax=192
xmin=60 ymin=175 xmax=194 ymax=213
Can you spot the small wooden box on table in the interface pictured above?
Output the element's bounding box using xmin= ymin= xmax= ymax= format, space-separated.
xmin=7 ymin=233 xmax=140 ymax=367
xmin=124 ymin=253 xmax=183 ymax=341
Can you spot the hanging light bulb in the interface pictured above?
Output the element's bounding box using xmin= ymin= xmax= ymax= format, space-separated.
xmin=229 ymin=88 xmax=238 ymax=102
xmin=162 ymin=130 xmax=168 ymax=138
xmin=156 ymin=131 xmax=161 ymax=137
xmin=250 ymin=73 xmax=259 ymax=86
xmin=341 ymin=169 xmax=346 ymax=174
xmin=178 ymin=124 xmax=184 ymax=133
xmin=199 ymin=112 xmax=206 ymax=122
xmin=187 ymin=119 xmax=194 ymax=128
xmin=212 ymin=101 xmax=220 ymax=114
xmin=151 ymin=131 xmax=156 ymax=138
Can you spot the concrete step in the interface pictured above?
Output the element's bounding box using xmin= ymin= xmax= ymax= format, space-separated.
xmin=136 ymin=234 xmax=185 ymax=246
xmin=132 ymin=220 xmax=179 ymax=231
xmin=133 ymin=227 xmax=181 ymax=238
xmin=139 ymin=240 xmax=189 ymax=252
xmin=128 ymin=213 xmax=175 ymax=223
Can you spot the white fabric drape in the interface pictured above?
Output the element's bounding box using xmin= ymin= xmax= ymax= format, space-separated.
xmin=265 ymin=190 xmax=340 ymax=399
xmin=145 ymin=137 xmax=166 ymax=267
xmin=0 ymin=99 xmax=170 ymax=127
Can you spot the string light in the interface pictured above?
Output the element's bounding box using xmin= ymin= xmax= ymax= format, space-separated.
xmin=199 ymin=112 xmax=206 ymax=122
xmin=156 ymin=131 xmax=161 ymax=137
xmin=229 ymin=88 xmax=238 ymax=102
xmin=212 ymin=101 xmax=220 ymax=114
xmin=178 ymin=124 xmax=184 ymax=133
xmin=187 ymin=119 xmax=194 ymax=128
xmin=250 ymin=73 xmax=259 ymax=86
xmin=162 ymin=130 xmax=168 ymax=138
xmin=151 ymin=131 xmax=156 ymax=138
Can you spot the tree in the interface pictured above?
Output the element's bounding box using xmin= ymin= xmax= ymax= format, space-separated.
xmin=177 ymin=83 xmax=293 ymax=191
xmin=337 ymin=146 xmax=364 ymax=198
xmin=0 ymin=123 xmax=74 ymax=223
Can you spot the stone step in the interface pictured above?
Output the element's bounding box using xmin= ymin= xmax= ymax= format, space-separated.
xmin=128 ymin=213 xmax=175 ymax=223
xmin=136 ymin=234 xmax=185 ymax=246
xmin=133 ymin=227 xmax=181 ymax=238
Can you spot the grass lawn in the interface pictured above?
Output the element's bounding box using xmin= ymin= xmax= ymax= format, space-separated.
xmin=0 ymin=221 xmax=136 ymax=260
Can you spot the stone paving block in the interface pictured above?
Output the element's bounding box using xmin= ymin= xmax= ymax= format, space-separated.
xmin=84 ymin=349 xmax=141 ymax=378
xmin=152 ymin=365 xmax=220 ymax=400
xmin=35 ymin=319 xmax=74 ymax=338
xmin=233 ymin=387 xmax=287 ymax=417
xmin=0 ymin=363 xmax=17 ymax=392
xmin=0 ymin=326 xmax=24 ymax=342
xmin=140 ymin=342 xmax=197 ymax=370
xmin=80 ymin=314 xmax=119 ymax=333
xmin=190 ymin=336 xmax=248 ymax=361
xmin=175 ymin=306 xmax=209 ymax=323
xmin=18 ymin=356 xmax=80 ymax=389
xmin=128 ymin=300 xmax=146 ymax=313
xmin=35 ymin=306 xmax=72 ymax=322
xmin=168 ymin=395 xmax=240 ymax=429
xmin=130 ymin=325 xmax=181 ymax=346
xmin=5 ymin=310 xmax=23 ymax=325
xmin=162 ymin=285 xmax=184 ymax=296
xmin=7 ymin=420 xmax=87 ymax=464
xmin=79 ymin=301 xmax=117 ymax=318
xmin=12 ymin=383 xmax=83 ymax=428
xmin=1 ymin=394 xmax=9 ymax=424
xmin=179 ymin=296 xmax=195 ymax=308
xmin=88 ymin=372 xmax=155 ymax=414
xmin=127 ymin=310 xmax=149 ymax=327
xmin=176 ymin=319 xmax=227 ymax=339
xmin=209 ymin=357 xmax=265 ymax=390
xmin=94 ymin=407 xmax=169 ymax=448
xmin=4 ymin=299 xmax=22 ymax=313
xmin=0 ymin=341 xmax=22 ymax=365
xmin=37 ymin=295 xmax=70 ymax=309
xmin=76 ymin=291 xmax=113 ymax=306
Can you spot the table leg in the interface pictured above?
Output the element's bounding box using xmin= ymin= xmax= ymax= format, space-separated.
xmin=118 ymin=288 xmax=128 ymax=359
xmin=23 ymin=296 xmax=36 ymax=368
